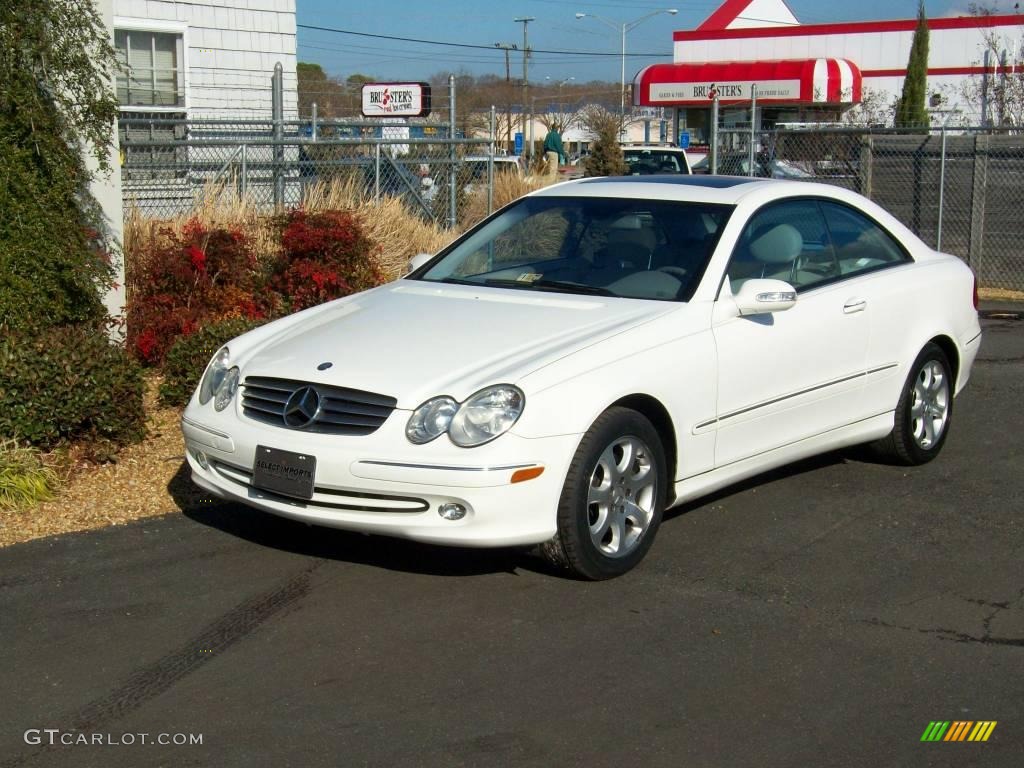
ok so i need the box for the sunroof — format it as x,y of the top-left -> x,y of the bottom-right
578,175 -> 764,188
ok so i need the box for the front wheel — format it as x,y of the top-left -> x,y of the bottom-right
541,407 -> 667,580
871,342 -> 954,465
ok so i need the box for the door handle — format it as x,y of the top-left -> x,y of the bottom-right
843,298 -> 867,314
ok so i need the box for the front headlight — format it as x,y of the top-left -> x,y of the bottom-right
213,367 -> 240,411
406,396 -> 459,444
198,347 -> 230,405
448,385 -> 525,447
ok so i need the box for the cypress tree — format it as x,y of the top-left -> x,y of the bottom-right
896,1 -> 931,128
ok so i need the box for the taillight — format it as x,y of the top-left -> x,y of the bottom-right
973,274 -> 979,310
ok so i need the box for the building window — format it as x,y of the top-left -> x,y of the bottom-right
119,113 -> 188,182
115,29 -> 184,108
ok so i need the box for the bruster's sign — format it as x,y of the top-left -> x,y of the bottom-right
649,80 -> 801,104
361,83 -> 432,117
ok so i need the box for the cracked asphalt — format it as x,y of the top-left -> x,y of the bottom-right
1,311 -> 1021,767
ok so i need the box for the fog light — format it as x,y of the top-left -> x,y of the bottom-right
194,450 -> 210,470
438,502 -> 467,521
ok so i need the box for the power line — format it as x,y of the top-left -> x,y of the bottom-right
296,23 -> 671,57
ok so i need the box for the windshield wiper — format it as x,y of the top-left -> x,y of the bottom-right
482,278 -> 615,297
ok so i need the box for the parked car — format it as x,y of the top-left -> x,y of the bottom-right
182,177 -> 981,579
460,155 -> 524,194
692,151 -> 813,179
621,144 -> 692,175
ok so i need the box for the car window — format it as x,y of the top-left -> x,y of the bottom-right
726,200 -> 839,292
819,201 -> 910,276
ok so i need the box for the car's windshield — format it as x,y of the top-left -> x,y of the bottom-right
413,196 -> 733,302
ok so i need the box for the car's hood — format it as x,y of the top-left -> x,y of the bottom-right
239,281 -> 675,408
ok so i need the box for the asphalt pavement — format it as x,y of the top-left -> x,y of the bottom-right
1,311 -> 1021,767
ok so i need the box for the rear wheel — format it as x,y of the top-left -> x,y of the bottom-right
871,343 -> 954,465
541,407 -> 667,580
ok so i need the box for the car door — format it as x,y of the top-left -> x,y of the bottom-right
711,199 -> 871,467
816,201 -> 917,413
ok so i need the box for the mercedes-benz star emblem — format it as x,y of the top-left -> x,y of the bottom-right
282,386 -> 321,429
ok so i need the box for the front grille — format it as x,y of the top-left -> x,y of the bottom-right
241,376 -> 397,436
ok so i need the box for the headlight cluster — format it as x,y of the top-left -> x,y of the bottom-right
406,385 -> 524,447
198,347 -> 240,411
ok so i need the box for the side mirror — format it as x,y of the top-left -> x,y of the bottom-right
405,252 -> 433,276
733,278 -> 797,316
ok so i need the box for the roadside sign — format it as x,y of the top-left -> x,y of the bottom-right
679,131 -> 690,149
514,132 -> 523,155
361,82 -> 432,118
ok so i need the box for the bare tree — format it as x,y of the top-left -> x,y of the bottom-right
842,86 -> 897,127
957,3 -> 1024,126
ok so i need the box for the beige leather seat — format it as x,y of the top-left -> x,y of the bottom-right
750,223 -> 803,273
596,217 -> 657,271
729,223 -> 803,291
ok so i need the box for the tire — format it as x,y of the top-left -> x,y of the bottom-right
541,407 -> 667,580
871,342 -> 954,465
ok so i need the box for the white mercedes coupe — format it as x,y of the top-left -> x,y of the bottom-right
182,176 -> 981,579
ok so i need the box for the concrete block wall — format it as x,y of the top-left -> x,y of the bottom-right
114,0 -> 297,119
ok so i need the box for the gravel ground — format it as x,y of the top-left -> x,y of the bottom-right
0,380 -> 212,548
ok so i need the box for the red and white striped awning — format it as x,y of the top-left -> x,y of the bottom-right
633,59 -> 862,106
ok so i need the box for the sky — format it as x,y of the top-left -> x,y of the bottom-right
296,1 -> 998,85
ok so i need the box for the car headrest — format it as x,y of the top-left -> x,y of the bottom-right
750,223 -> 803,264
606,217 -> 655,256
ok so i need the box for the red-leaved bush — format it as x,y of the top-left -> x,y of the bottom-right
270,209 -> 384,312
126,218 -> 265,365
126,209 -> 384,366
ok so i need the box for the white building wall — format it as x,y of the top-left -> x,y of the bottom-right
93,0 -> 126,328
674,21 -> 1024,123
114,0 -> 297,119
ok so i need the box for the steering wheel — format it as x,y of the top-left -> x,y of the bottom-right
656,266 -> 689,281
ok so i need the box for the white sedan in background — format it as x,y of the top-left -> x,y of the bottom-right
182,176 -> 981,579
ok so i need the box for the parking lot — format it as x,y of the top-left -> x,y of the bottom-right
1,311 -> 1021,767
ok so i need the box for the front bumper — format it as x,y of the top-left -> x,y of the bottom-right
181,406 -> 580,548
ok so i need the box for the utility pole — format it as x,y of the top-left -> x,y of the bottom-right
514,16 -> 534,161
495,42 -> 518,151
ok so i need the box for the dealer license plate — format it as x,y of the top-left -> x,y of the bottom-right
252,445 -> 316,500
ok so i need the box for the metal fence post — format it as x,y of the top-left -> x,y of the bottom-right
488,105 -> 496,217
710,94 -> 720,175
272,62 -> 283,208
968,134 -> 990,269
748,84 -> 757,177
448,74 -> 457,230
859,135 -> 873,199
374,142 -> 381,203
240,144 -> 248,199
311,102 -> 318,141
937,126 -> 947,252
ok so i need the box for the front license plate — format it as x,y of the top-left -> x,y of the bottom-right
252,446 -> 316,500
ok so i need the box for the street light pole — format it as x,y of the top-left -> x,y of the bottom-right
576,9 -> 677,132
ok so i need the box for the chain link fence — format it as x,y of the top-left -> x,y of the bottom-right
119,117 -> 501,227
709,120 -> 1024,292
